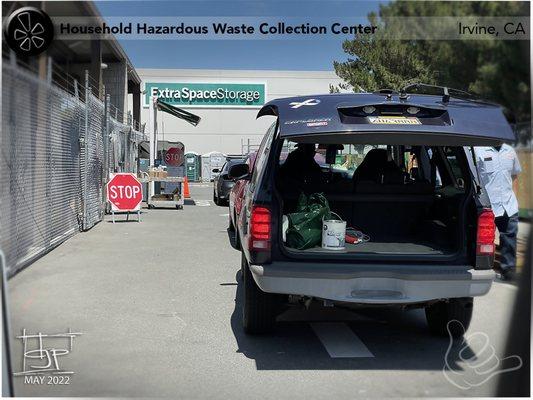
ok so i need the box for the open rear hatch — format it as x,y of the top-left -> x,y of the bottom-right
260,91 -> 515,262
258,91 -> 515,146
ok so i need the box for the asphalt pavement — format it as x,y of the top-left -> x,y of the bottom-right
7,184 -> 526,398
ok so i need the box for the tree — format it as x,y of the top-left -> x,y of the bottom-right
332,1 -> 530,122
333,12 -> 436,92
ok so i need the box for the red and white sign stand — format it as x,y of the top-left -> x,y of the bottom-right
106,173 -> 143,223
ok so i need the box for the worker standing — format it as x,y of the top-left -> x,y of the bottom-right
475,144 -> 522,281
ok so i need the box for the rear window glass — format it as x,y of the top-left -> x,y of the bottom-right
278,140 -> 467,191
222,160 -> 245,174
280,141 -> 390,176
279,141 -> 419,178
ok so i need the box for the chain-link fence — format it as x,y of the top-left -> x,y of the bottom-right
108,116 -> 143,175
80,93 -> 105,230
1,62 -> 146,277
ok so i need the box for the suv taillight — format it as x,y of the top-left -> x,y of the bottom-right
477,209 -> 496,256
249,206 -> 271,251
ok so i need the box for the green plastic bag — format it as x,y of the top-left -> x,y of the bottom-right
285,193 -> 331,250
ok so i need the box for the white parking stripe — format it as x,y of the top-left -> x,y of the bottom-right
311,322 -> 374,358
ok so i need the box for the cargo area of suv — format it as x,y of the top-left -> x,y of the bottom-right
275,142 -> 472,259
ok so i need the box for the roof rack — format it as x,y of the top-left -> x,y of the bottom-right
401,83 -> 486,104
374,89 -> 398,101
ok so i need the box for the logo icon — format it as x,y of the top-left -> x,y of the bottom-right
289,99 -> 321,109
13,328 -> 82,378
443,320 -> 522,390
4,7 -> 54,56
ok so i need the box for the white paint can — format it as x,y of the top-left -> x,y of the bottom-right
322,218 -> 346,250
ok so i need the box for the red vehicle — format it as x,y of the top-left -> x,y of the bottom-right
228,151 -> 257,249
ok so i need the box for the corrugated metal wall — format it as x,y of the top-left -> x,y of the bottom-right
0,63 -> 146,277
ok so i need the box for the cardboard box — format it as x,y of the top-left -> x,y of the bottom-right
148,168 -> 168,179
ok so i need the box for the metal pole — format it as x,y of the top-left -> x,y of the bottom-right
45,57 -> 52,247
148,96 -> 156,168
123,126 -> 127,172
127,112 -> 133,171
103,93 -> 110,213
46,56 -> 52,83
83,70 -> 90,230
148,96 -> 157,196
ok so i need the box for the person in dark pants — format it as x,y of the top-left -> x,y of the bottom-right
475,144 -> 522,281
495,212 -> 520,276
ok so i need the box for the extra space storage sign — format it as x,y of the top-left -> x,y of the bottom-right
143,82 -> 266,108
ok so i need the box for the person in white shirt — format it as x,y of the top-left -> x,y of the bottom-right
475,144 -> 522,280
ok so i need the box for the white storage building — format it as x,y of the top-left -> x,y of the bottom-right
133,68 -> 344,155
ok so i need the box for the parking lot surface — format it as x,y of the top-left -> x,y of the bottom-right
8,184 -> 524,398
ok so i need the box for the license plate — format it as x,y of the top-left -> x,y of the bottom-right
367,116 -> 421,125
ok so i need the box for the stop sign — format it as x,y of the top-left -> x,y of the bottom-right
164,146 -> 184,167
107,173 -> 143,211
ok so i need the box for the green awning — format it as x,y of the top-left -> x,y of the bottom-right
156,99 -> 201,126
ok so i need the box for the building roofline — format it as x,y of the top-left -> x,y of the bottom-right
81,1 -> 141,84
135,68 -> 339,78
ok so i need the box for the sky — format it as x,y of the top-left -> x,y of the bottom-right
95,0 -> 384,71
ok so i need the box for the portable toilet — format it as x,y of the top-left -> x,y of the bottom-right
185,151 -> 201,182
201,151 -> 227,181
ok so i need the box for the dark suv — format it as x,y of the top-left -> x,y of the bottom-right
228,90 -> 514,336
213,158 -> 245,206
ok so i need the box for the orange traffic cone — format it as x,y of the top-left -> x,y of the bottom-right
183,176 -> 191,199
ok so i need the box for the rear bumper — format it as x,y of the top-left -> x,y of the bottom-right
249,262 -> 494,304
